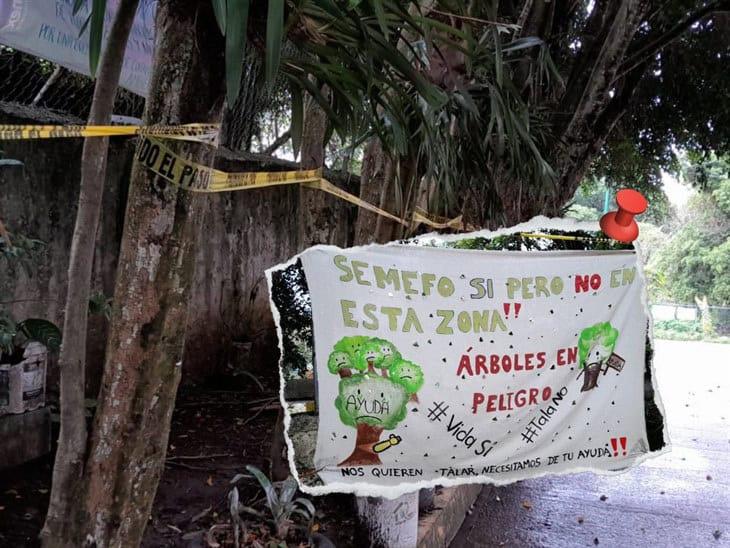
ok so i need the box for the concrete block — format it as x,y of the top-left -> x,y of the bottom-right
0,407 -> 51,469
417,484 -> 483,548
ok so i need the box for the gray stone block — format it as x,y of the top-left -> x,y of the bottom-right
0,407 -> 51,469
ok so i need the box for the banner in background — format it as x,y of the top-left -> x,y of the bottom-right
291,245 -> 657,495
0,0 -> 156,97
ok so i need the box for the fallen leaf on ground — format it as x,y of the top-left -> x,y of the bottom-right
577,516 -> 584,524
521,500 -> 532,510
599,495 -> 607,501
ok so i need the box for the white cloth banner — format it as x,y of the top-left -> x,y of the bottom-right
295,244 -> 660,496
0,0 -> 156,97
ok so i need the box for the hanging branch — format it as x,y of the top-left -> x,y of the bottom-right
616,0 -> 730,81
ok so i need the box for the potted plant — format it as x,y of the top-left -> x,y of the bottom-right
0,312 -> 60,415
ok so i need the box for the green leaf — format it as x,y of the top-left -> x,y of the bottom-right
72,0 -> 86,16
17,319 -> 61,351
88,0 -> 107,76
290,85 -> 303,157
211,0 -> 226,35
503,36 -> 544,54
279,476 -> 298,505
265,0 -> 285,84
373,0 -> 389,39
77,14 -> 91,39
224,0 -> 250,105
294,497 -> 315,517
245,465 -> 279,511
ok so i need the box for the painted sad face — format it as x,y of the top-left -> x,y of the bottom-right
328,351 -> 352,373
364,347 -> 381,362
588,342 -> 613,366
337,375 -> 407,428
390,359 -> 424,394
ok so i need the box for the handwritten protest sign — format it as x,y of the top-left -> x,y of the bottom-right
270,235 -> 666,497
0,0 -> 155,97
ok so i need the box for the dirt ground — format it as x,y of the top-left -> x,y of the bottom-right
0,376 -> 358,547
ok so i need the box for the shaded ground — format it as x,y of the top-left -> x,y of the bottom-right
0,377 -> 358,547
452,340 -> 730,547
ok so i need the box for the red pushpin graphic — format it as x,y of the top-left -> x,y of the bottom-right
600,189 -> 648,243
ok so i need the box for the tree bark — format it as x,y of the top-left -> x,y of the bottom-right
47,2 -> 225,546
354,138 -> 394,245
339,423 -> 384,466
41,1 -> 140,544
298,96 -> 346,249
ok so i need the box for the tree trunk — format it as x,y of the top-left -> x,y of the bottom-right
339,423 -> 384,466
41,1 -> 140,544
354,138 -> 394,245
49,2 -> 225,546
298,96 -> 347,249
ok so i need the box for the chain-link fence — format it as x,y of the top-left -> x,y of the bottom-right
0,46 -> 145,121
221,45 -> 293,155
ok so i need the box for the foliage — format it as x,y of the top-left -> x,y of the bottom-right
597,4 -> 730,190
646,155 -> 730,305
567,178 -> 671,226
652,319 -> 730,343
353,338 -> 400,371
269,259 -> 313,379
389,359 -> 424,395
229,466 -> 315,540
0,312 -> 61,361
0,231 -> 46,272
564,203 -> 601,222
1,223 -> 60,361
329,336 -> 422,430
577,322 -> 619,369
88,291 -> 113,320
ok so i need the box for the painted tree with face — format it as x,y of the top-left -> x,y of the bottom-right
577,322 -> 620,392
329,337 -> 423,466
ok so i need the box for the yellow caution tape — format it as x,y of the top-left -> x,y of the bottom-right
302,178 -> 410,227
135,136 -> 465,231
0,123 -> 220,144
412,207 -> 465,231
137,137 -> 321,191
1,122 -> 467,231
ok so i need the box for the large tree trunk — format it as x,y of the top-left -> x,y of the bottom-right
48,2 -> 225,546
41,1 -> 141,544
298,96 -> 346,249
354,138 -> 394,245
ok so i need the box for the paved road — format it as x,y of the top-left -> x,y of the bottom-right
451,340 -> 730,547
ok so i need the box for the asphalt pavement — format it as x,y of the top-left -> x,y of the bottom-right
451,340 -> 730,547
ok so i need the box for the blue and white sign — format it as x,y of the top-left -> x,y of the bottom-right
0,0 -> 156,97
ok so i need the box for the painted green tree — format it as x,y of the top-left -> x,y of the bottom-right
577,322 -> 620,392
329,336 -> 424,466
